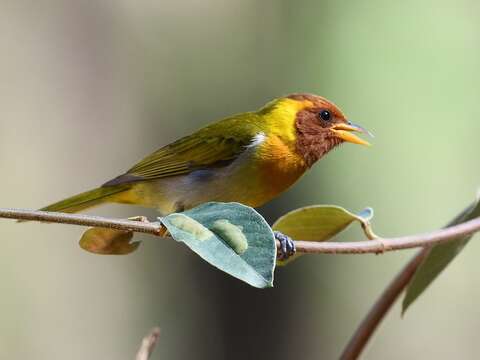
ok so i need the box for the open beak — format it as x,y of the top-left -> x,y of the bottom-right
331,121 -> 373,146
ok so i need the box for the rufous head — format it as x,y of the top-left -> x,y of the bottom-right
286,93 -> 372,167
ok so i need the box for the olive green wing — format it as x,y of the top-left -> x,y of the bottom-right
102,113 -> 262,187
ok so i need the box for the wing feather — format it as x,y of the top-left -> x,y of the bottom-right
102,113 -> 262,187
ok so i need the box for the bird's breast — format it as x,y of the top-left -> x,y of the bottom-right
248,134 -> 307,204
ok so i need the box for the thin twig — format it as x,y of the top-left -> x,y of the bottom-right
2,208 -> 480,254
135,327 -> 161,360
3,208 -> 163,234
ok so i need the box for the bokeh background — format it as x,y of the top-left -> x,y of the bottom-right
1,1 -> 480,359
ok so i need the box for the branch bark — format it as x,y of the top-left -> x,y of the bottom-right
2,207 -> 480,254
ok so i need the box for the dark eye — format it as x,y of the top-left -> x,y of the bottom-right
319,110 -> 331,121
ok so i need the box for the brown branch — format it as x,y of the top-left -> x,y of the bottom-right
339,248 -> 428,360
135,327 -> 161,360
1,207 -> 480,254
338,201 -> 479,359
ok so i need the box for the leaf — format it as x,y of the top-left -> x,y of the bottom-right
273,205 -> 374,240
160,202 -> 275,288
79,227 -> 140,255
402,197 -> 480,314
272,205 -> 374,265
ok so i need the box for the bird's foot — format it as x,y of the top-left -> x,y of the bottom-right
274,231 -> 296,260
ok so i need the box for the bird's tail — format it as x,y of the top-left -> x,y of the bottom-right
38,185 -> 131,214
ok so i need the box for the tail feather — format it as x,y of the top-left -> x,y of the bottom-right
39,185 -> 131,214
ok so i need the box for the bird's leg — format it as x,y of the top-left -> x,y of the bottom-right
274,231 -> 296,260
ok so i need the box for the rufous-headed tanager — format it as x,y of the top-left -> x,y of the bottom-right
36,93 -> 372,258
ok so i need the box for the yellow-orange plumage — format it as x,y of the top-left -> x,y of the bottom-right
38,94 -> 370,216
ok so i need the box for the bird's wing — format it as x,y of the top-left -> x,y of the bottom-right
102,114 -> 262,187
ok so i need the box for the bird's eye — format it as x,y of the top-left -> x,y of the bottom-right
319,110 -> 331,121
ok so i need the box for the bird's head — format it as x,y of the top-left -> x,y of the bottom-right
285,93 -> 372,167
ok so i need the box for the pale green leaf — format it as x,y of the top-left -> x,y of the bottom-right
161,202 -> 275,288
272,205 -> 373,265
273,205 -> 373,241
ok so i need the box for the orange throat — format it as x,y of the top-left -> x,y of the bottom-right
253,135 -> 308,206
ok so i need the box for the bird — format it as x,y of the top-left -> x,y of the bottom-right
35,93 -> 372,259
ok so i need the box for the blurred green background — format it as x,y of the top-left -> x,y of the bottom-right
1,0 -> 480,359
